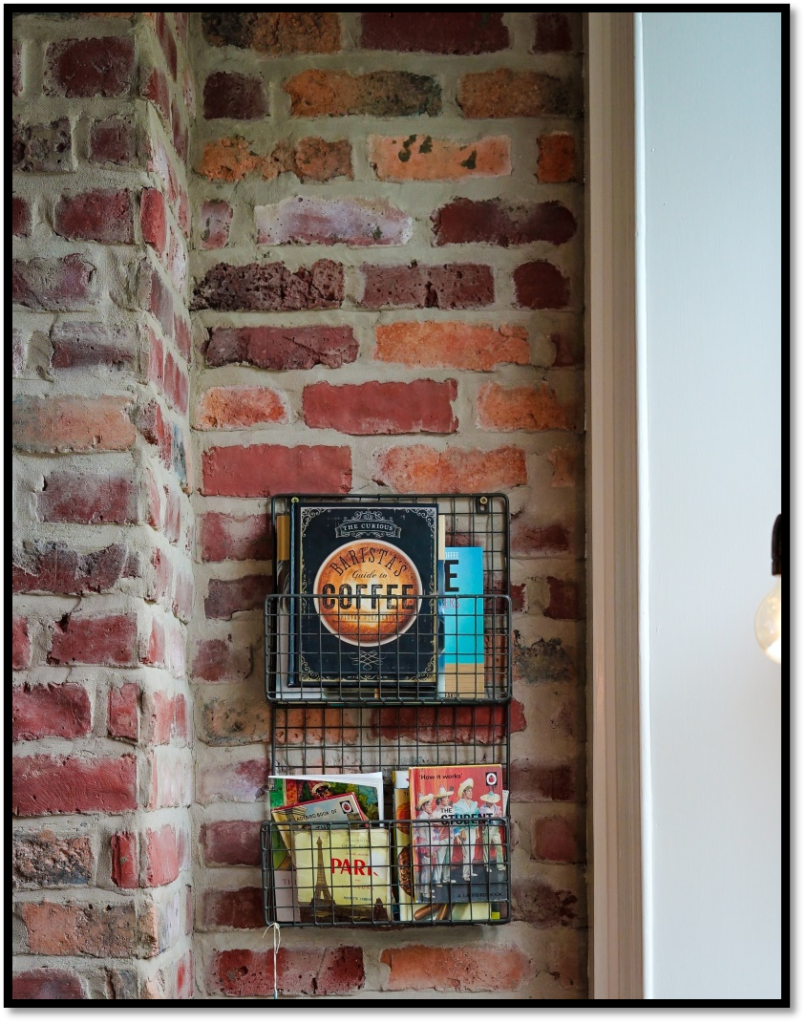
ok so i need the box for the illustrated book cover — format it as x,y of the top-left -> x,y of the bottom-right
268,772 -> 383,823
439,545 -> 485,697
294,503 -> 439,689
408,763 -> 507,904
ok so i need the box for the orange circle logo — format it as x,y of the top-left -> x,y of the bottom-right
314,541 -> 422,647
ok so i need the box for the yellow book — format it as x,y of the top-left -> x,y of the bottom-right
292,827 -> 391,923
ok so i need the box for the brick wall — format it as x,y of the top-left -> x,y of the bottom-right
13,10 -> 587,1001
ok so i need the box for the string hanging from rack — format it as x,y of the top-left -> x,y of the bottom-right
262,921 -> 281,999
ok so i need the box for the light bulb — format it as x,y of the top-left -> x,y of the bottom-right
754,576 -> 782,664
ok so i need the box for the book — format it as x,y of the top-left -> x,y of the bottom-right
292,826 -> 392,923
408,763 -> 507,905
271,791 -> 367,853
294,502 -> 439,690
268,772 -> 384,823
439,546 -> 485,697
392,770 -> 415,922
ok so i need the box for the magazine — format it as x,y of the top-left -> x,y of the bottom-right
439,545 -> 485,697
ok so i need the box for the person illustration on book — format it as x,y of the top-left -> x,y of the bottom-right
413,792 -> 436,901
431,786 -> 454,887
452,779 -> 480,881
310,781 -> 334,800
478,792 -> 505,873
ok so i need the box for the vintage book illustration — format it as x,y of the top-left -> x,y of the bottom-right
271,791 -> 366,853
439,545 -> 485,697
268,772 -> 383,823
408,763 -> 507,904
294,503 -> 439,688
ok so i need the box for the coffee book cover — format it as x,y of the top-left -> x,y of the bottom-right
294,503 -> 439,688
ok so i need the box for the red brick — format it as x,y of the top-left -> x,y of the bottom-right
458,69 -> 579,118
514,260 -> 571,310
49,612 -> 138,667
275,707 -> 355,748
50,321 -> 138,371
147,748 -> 193,809
512,634 -> 576,685
112,831 -> 140,888
141,188 -> 167,253
533,12 -> 577,53
369,134 -> 510,181
537,132 -> 576,183
381,945 -> 533,993
13,831 -> 94,889
511,878 -> 579,926
284,70 -> 440,117
108,682 -> 140,741
201,887 -> 263,930
144,690 -> 177,744
12,970 -> 85,1001
13,754 -> 138,816
510,758 -> 580,803
143,67 -> 170,127
155,12 -> 178,77
163,351 -> 189,415
532,814 -> 581,863
375,321 -> 529,370
12,197 -> 31,237
47,37 -> 134,97
13,117 -> 73,172
204,575 -> 272,620
433,198 -> 576,247
13,541 -> 132,595
192,638 -> 253,683
205,324 -> 357,370
293,136 -> 353,181
13,254 -> 96,311
360,263 -> 494,310
256,197 -> 412,246
201,820 -> 261,866
375,445 -> 527,493
361,12 -> 508,53
192,259 -> 344,312
210,946 -> 365,997
144,617 -> 186,678
145,825 -> 187,886
545,577 -> 582,620
199,512 -> 272,563
200,200 -> 233,249
140,263 -> 174,339
202,444 -> 351,497
55,189 -> 133,244
197,757 -> 268,805
201,695 -> 270,746
202,12 -> 341,54
548,446 -> 579,488
12,39 -> 22,95
176,949 -> 194,999
12,683 -> 91,741
204,71 -> 267,120
195,385 -> 289,430
304,380 -> 458,435
13,396 -> 136,452
173,572 -> 195,624
22,901 -> 143,957
511,519 -> 571,557
376,705 -> 509,746
477,382 -> 580,431
175,316 -> 192,359
90,116 -> 136,165
13,616 -> 32,670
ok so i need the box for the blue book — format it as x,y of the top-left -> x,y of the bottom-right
439,546 -> 485,697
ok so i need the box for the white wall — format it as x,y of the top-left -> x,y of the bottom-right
636,12 -> 783,1000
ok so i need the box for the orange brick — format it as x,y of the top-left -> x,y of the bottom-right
197,136 -> 352,184
374,445 -> 527,493
375,322 -> 529,371
458,69 -> 578,118
195,386 -> 289,430
284,70 -> 440,118
537,132 -> 576,183
477,382 -> 580,431
548,446 -> 579,487
13,396 -> 136,452
369,134 -> 510,181
380,944 -> 534,993
196,137 -> 259,182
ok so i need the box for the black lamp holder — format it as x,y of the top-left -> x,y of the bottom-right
772,514 -> 782,576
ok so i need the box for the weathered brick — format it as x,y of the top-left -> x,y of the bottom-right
199,513 -> 272,563
195,385 -> 289,430
360,263 -> 494,310
13,754 -> 138,815
203,71 -> 267,120
55,189 -> 133,244
145,825 -> 188,886
49,612 -> 138,667
375,322 -> 529,370
175,316 -> 192,359
144,690 -> 188,744
376,705 -> 508,746
12,328 -> 26,378
205,324 -> 357,370
293,136 -> 353,181
13,616 -> 32,670
108,682 -> 140,741
381,945 -> 533,992
13,831 -> 94,889
532,814 -> 582,863
89,116 -> 136,165
362,12 -> 508,53
201,888 -> 264,930
12,39 -> 22,95
256,196 -> 411,246
204,575 -> 272,620
510,758 -> 580,803
12,117 -> 73,172
141,188 -> 166,253
433,198 -> 576,247
12,970 -> 85,1001
369,134 -> 510,181
201,695 -> 270,746
513,635 -> 575,685
210,947 -> 365,997
163,351 -> 189,415
199,200 -> 233,249
13,396 -> 135,452
140,263 -> 174,338
477,382 -> 580,431
548,446 -> 579,488
50,321 -> 138,371
12,197 -> 31,237
144,617 -> 186,679
545,577 -> 583,620
202,444 -> 351,497
514,260 -> 571,309
303,380 -> 458,435
375,445 -> 527,493
538,132 -> 576,183
192,638 -> 253,683
511,878 -> 579,927
511,518 -> 571,556
195,136 -> 260,182
202,12 -> 341,54
47,37 -> 135,97
143,67 -> 170,126
22,901 -> 144,958
197,756 -> 268,804
274,707 -> 355,748
458,69 -> 579,118
192,259 -> 344,312
12,683 -> 92,741
201,820 -> 261,866
285,70 -> 440,118
155,12 -> 177,77
148,747 -> 193,809
13,541 -> 133,595
533,12 -> 579,53
197,136 -> 352,184
13,255 -> 96,311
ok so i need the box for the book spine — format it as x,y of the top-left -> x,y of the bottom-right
393,770 -> 415,922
